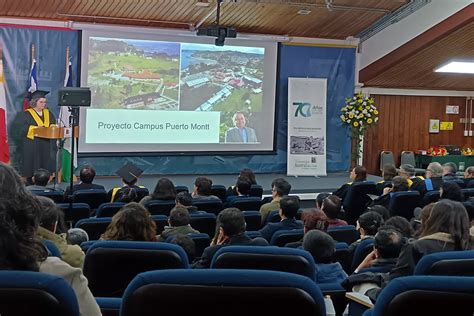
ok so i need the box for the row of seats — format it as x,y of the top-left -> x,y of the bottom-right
33,184 -> 264,206
3,249 -> 473,316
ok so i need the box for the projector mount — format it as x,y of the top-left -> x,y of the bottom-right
196,0 -> 237,46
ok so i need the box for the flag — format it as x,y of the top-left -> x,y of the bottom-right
23,57 -> 38,110
59,56 -> 76,182
0,48 -> 10,163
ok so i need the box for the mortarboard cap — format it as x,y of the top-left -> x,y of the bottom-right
116,162 -> 143,184
28,90 -> 50,101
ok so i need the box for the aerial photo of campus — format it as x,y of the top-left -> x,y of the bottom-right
87,37 -> 180,110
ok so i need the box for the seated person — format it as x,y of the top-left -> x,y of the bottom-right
259,195 -> 303,242
384,216 -> 415,239
365,205 -> 390,221
226,168 -> 257,197
376,164 -> 397,196
100,202 -> 157,241
442,162 -> 459,181
26,168 -> 62,192
175,191 -> 203,214
259,178 -> 291,224
440,181 -> 464,202
333,165 -> 367,202
411,162 -> 444,196
302,230 -> 348,284
191,176 -> 221,202
285,208 -> 328,248
398,164 -> 424,189
35,196 -> 85,269
464,166 -> 474,188
370,176 -> 409,209
192,208 -> 268,268
315,192 -> 331,209
64,165 -> 105,197
67,228 -> 89,246
349,211 -> 384,255
108,162 -> 145,202
224,176 -> 252,207
224,112 -> 257,143
115,187 -> 138,203
157,207 -> 200,241
321,194 -> 347,228
168,234 -> 196,264
352,228 -> 404,273
140,177 -> 176,205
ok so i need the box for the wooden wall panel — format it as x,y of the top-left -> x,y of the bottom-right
363,95 -> 471,175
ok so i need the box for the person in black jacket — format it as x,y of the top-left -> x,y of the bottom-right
64,166 -> 105,197
192,208 -> 268,268
333,165 -> 367,202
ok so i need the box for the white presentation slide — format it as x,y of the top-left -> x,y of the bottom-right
79,31 -> 277,154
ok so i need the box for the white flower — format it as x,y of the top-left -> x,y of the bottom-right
367,114 -> 371,117
375,117 -> 379,122
362,109 -> 368,114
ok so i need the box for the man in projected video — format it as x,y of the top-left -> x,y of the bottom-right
225,112 -> 257,143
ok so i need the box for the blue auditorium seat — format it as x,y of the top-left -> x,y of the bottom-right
57,203 -> 91,227
228,196 -> 262,211
270,228 -> 304,247
95,202 -> 125,217
143,199 -> 175,216
414,250 -> 474,276
211,184 -> 227,202
242,210 -> 262,231
327,225 -> 359,245
250,184 -> 263,198
42,239 -> 61,258
189,212 -> 216,237
350,238 -> 374,273
72,189 -> 108,210
387,191 -> 421,220
421,190 -> 440,206
192,200 -> 224,215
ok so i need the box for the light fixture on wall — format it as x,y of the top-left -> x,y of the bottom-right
434,60 -> 474,74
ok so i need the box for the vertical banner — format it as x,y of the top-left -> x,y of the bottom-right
287,78 -> 327,176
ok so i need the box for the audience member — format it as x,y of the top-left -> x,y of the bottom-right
259,178 -> 291,224
192,176 -> 221,201
64,165 -> 105,197
140,177 -> 176,205
108,162 -> 144,202
333,165 -> 367,201
193,208 -> 268,268
224,176 -> 252,207
442,162 -> 458,181
157,207 -> 200,241
384,216 -> 414,239
226,168 -> 257,197
67,228 -> 89,246
398,164 -> 424,189
412,162 -> 443,196
376,164 -> 397,195
0,162 -> 101,316
35,196 -> 85,268
259,195 -> 303,242
321,194 -> 347,227
285,208 -> 328,248
26,168 -> 60,192
175,191 -> 202,214
168,233 -> 196,264
349,211 -> 384,254
114,187 -> 138,203
370,176 -> 409,208
316,192 -> 331,209
365,205 -> 390,221
353,228 -> 404,273
302,230 -> 348,284
440,181 -> 464,202
101,202 -> 157,241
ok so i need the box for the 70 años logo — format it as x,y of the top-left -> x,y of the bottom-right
293,102 -> 323,117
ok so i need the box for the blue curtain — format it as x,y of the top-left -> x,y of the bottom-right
0,25 -> 79,169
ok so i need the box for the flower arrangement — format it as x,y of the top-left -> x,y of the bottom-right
340,92 -> 379,164
427,146 -> 448,156
461,146 -> 472,156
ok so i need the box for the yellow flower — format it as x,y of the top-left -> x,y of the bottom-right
367,118 -> 373,124
353,122 -> 359,127
374,110 -> 379,115
349,113 -> 354,119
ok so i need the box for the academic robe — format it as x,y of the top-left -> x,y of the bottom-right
20,108 -> 57,178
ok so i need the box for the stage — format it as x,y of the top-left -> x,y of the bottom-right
57,172 -> 382,208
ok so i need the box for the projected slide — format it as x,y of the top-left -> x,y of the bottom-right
80,32 -> 277,153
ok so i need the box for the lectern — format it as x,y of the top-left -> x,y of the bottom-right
33,126 -> 80,139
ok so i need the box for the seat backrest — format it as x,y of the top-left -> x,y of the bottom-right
135,187 -> 149,201
400,151 -> 416,166
95,202 -> 126,217
0,271 -> 79,316
33,190 -> 64,203
333,242 -> 351,273
75,217 -> 112,240
414,250 -> 474,276
266,210 -> 281,224
343,181 -> 377,225
445,179 -> 466,189
380,151 -> 396,171
57,203 -> 91,227
121,269 -> 326,316
166,232 -> 210,260
270,229 -> 304,247
370,276 -> 474,316
189,213 -> 217,236
461,188 -> 474,200
250,184 -> 263,198
211,245 -> 316,280
211,184 -> 227,202
174,185 -> 189,194
72,189 -> 108,209
388,191 -> 421,220
229,196 -> 262,211
144,199 -> 176,216
242,210 -> 262,231
151,215 -> 168,234
421,190 -> 440,206
245,231 -> 263,239
42,239 -> 61,258
350,238 -> 374,273
327,225 -> 359,245
84,241 -> 189,297
192,200 -> 224,215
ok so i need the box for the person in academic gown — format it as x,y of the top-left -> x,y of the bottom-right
20,90 -> 57,179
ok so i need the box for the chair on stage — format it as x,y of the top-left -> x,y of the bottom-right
400,150 -> 425,175
380,151 -> 396,171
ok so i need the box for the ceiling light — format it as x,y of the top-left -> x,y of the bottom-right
434,61 -> 474,74
196,0 -> 210,7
